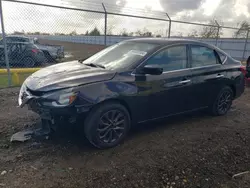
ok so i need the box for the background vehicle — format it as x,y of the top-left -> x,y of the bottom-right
0,36 -> 64,62
18,38 -> 245,149
0,42 -> 46,67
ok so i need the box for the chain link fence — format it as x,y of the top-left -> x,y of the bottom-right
0,0 -> 250,87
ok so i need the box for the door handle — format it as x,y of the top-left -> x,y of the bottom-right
216,74 -> 224,78
179,79 -> 191,84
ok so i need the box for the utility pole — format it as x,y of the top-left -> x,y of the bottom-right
0,0 -> 11,86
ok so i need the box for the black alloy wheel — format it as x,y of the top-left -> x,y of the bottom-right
22,57 -> 35,67
84,102 -> 130,149
212,86 -> 233,116
98,110 -> 126,144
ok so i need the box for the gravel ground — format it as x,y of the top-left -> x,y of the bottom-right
0,87 -> 250,188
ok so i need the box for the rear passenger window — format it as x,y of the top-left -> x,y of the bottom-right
218,52 -> 226,62
191,45 -> 218,68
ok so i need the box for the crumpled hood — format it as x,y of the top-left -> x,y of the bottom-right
24,61 -> 116,92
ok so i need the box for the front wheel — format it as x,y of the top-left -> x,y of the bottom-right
84,102 -> 131,149
211,86 -> 233,116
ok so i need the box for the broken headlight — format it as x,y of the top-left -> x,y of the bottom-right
42,88 -> 77,107
18,84 -> 26,106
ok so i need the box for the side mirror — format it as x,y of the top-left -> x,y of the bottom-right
140,64 -> 163,75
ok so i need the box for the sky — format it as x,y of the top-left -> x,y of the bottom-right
1,0 -> 250,37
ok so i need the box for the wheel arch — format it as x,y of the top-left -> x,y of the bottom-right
229,84 -> 236,98
19,56 -> 36,67
94,98 -> 132,121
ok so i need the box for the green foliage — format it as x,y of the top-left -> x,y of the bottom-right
200,19 -> 223,38
234,21 -> 250,38
88,27 -> 101,36
69,30 -> 77,36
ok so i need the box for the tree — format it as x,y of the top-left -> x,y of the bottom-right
89,27 -> 101,36
107,25 -> 114,35
200,19 -> 223,38
135,28 -> 152,37
128,32 -> 134,36
155,30 -> 164,38
54,33 -> 65,36
34,31 -> 40,35
120,28 -> 129,36
177,32 -> 183,37
13,31 -> 25,35
188,29 -> 198,37
234,21 -> 250,38
69,30 -> 77,36
144,32 -> 152,37
135,29 -> 143,36
85,31 -> 89,35
41,32 -> 50,35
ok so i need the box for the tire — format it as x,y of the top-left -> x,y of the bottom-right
44,51 -> 55,63
22,57 -> 35,67
84,102 -> 131,149
211,86 -> 233,116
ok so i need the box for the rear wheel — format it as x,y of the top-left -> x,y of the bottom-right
22,57 -> 35,67
44,51 -> 55,63
84,102 -> 131,149
211,86 -> 233,116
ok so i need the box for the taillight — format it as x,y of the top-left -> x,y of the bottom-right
31,48 -> 39,53
240,66 -> 247,76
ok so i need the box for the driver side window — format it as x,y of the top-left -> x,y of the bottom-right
145,45 -> 187,72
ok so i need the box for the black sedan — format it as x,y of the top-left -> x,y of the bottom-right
18,38 -> 245,148
0,42 -> 46,67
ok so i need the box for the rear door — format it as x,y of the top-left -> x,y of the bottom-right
189,45 -> 226,108
9,43 -> 27,66
8,43 -> 22,66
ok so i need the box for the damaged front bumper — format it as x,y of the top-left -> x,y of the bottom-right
19,86 -> 92,127
14,96 -> 91,142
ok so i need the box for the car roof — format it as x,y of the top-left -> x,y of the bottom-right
127,37 -> 225,54
7,35 -> 30,39
127,37 -> 215,47
6,42 -> 32,45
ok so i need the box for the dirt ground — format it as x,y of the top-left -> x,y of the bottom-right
0,87 -> 250,188
38,39 -> 105,62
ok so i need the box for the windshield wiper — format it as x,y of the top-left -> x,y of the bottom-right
84,63 -> 105,69
78,58 -> 88,63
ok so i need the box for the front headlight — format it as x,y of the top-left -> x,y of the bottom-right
42,88 -> 77,107
18,84 -> 26,106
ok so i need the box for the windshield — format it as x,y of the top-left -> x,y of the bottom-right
82,41 -> 159,70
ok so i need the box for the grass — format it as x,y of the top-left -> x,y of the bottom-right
0,75 -> 10,88
0,73 -> 32,88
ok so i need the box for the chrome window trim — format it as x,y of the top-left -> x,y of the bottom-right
131,43 -> 189,75
131,64 -> 222,76
220,54 -> 228,65
189,44 -> 226,67
131,42 -> 226,76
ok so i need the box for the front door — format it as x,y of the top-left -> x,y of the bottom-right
136,45 -> 195,120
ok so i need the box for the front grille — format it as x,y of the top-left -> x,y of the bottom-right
28,99 -> 40,112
